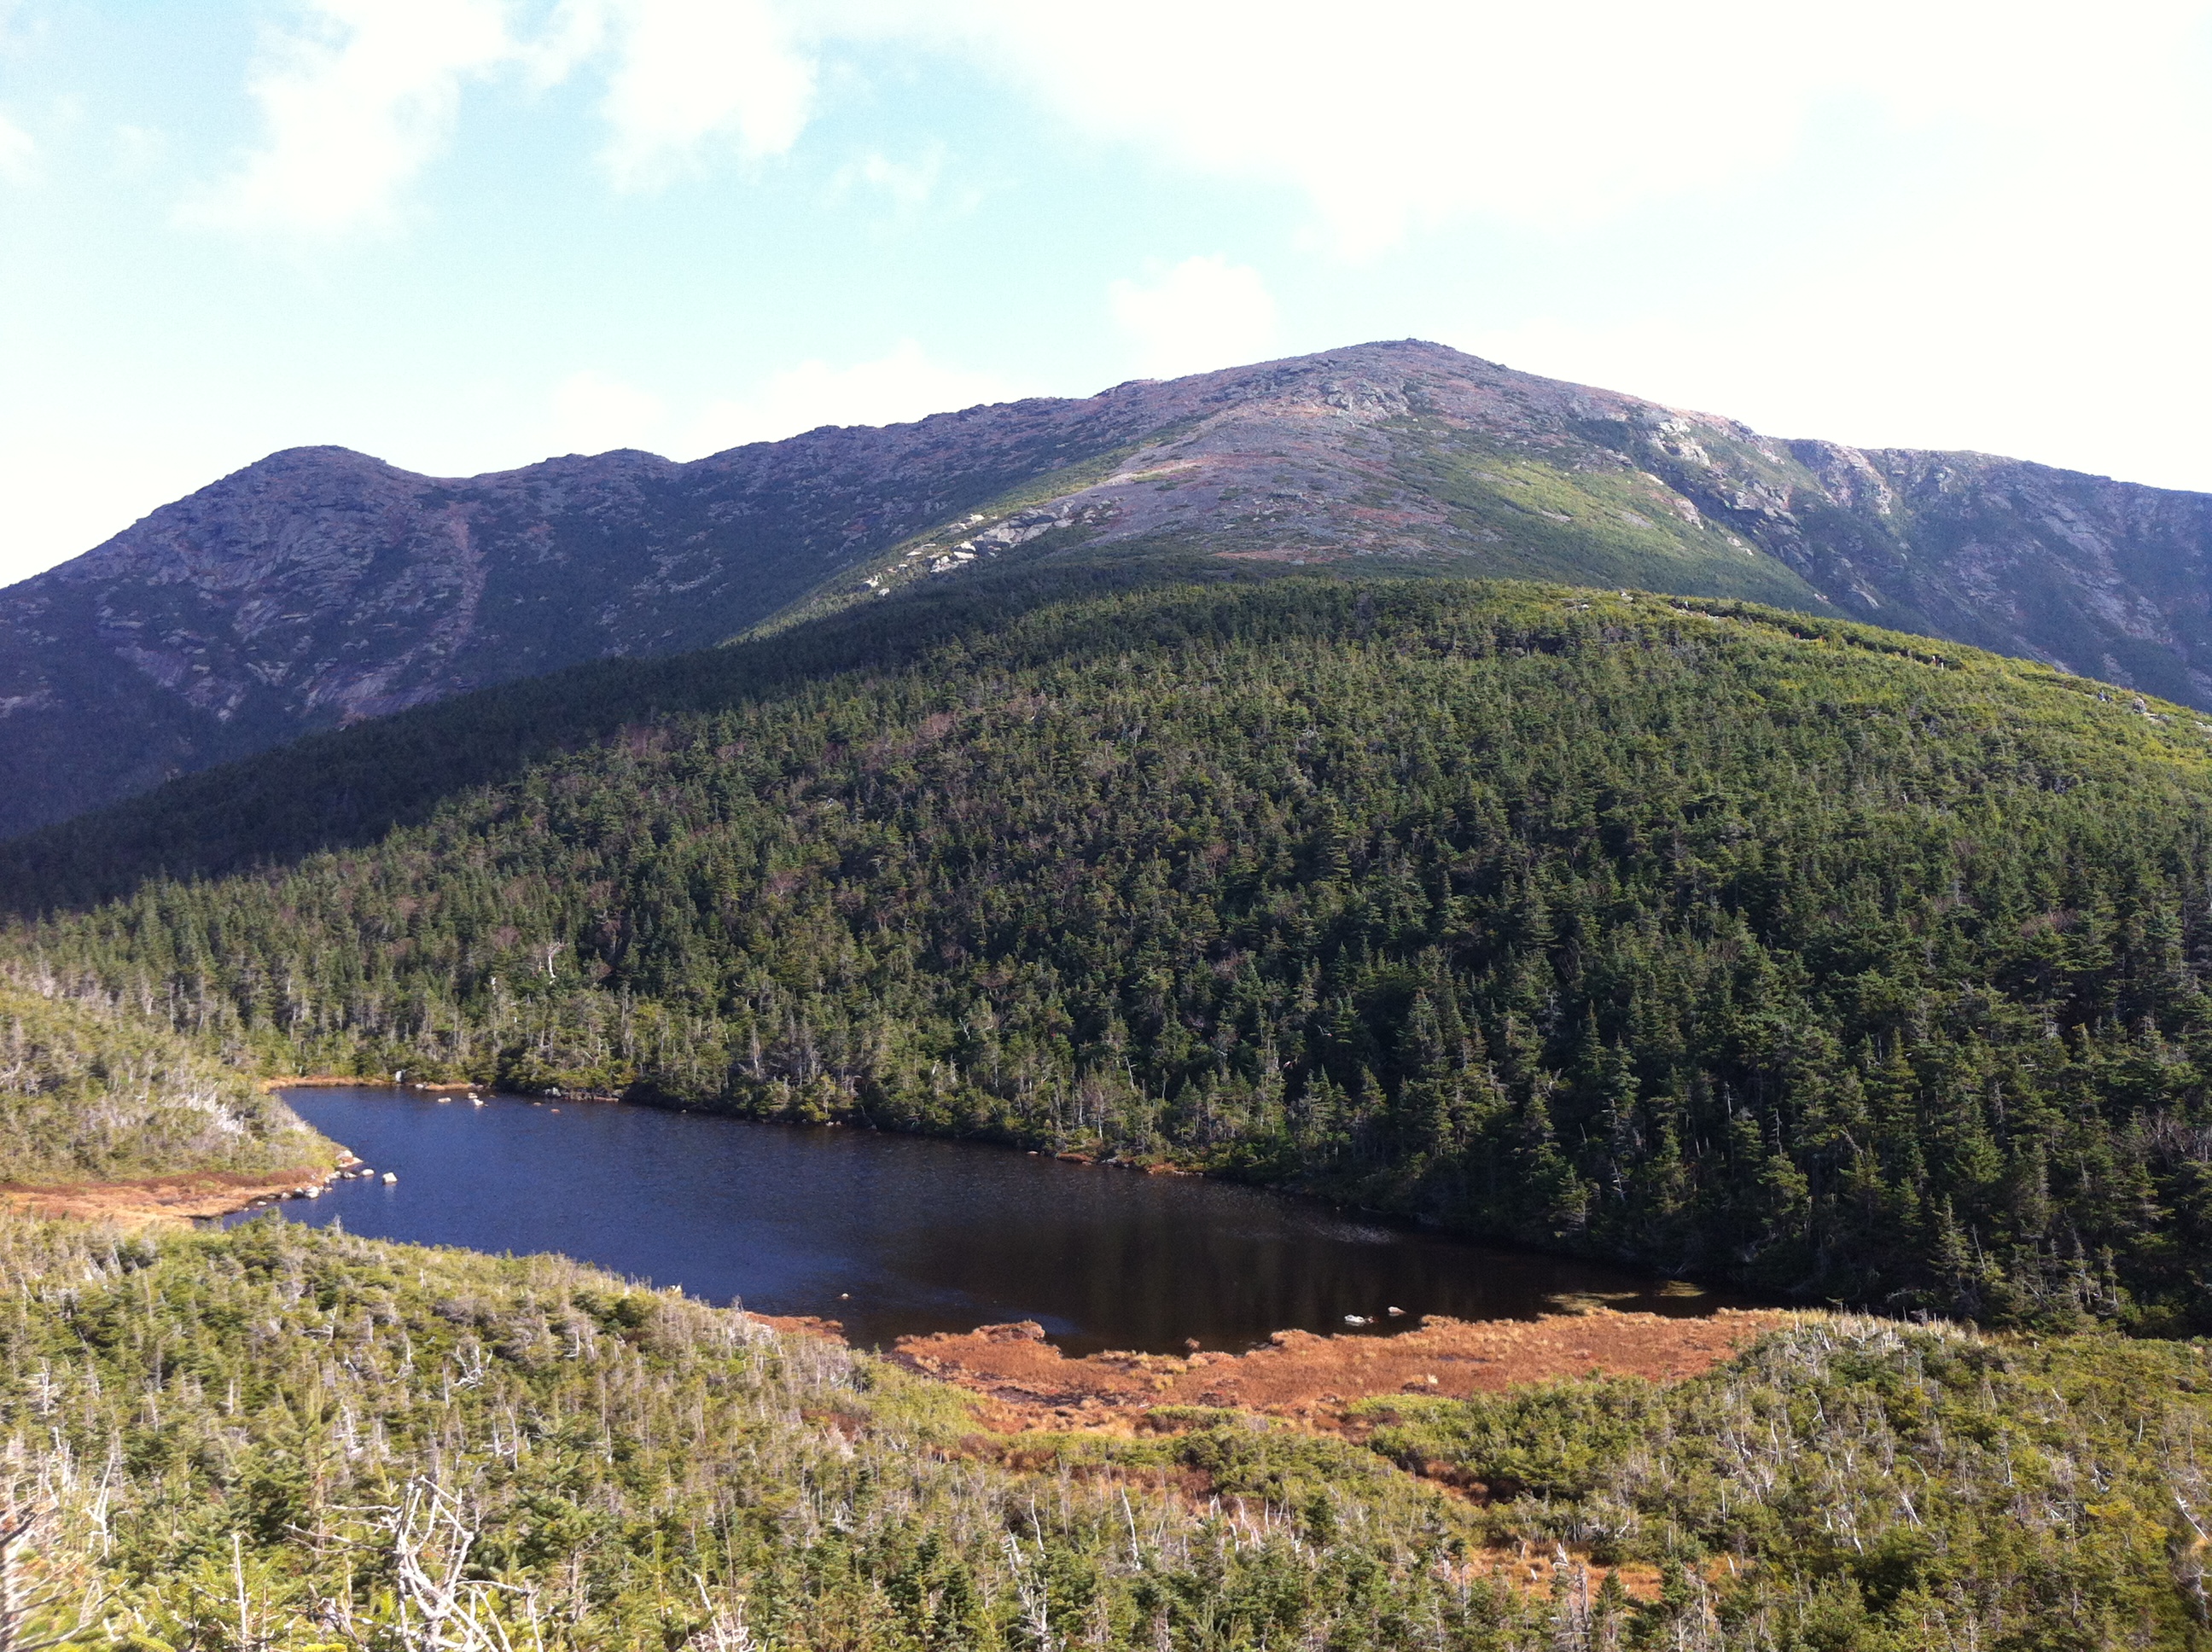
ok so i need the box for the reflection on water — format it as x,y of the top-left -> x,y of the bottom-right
241,1088 -> 1749,1354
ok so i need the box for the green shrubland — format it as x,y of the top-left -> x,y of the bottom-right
2,1219 -> 2210,1648
0,974 -> 326,1184
1359,1317 -> 2212,1650
0,1216 -> 1496,1651
10,579 -> 2212,1326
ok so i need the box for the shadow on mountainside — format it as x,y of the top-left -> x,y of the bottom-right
0,551 -> 1328,916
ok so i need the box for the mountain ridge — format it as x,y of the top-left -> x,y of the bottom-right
7,338 -> 2211,835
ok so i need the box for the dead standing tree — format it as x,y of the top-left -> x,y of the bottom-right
0,1507 -> 100,1652
380,1478 -> 542,1652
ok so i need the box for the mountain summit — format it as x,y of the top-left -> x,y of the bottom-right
4,339 -> 2209,835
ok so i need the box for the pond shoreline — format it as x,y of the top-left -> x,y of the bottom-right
885,1305 -> 1801,1429
0,1155 -> 356,1224
253,1085 -> 1761,1354
269,1074 -> 1743,1298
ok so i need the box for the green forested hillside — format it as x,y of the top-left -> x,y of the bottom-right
0,974 -> 327,1183
0,556 -> 1202,911
14,579 -> 2212,1326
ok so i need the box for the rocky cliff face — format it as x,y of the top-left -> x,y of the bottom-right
5,339 -> 2209,837
1768,444 -> 2212,708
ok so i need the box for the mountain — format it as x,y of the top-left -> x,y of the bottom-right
6,339 -> 2212,836
16,577 -> 2212,1329
8,578 -> 2212,1645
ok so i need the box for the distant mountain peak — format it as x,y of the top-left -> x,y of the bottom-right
3,339 -> 2209,837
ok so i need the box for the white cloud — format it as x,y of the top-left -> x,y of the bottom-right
181,0 -> 2212,251
528,346 -> 1012,467
1463,130 -> 2212,489
183,0 -> 513,233
111,125 -> 166,179
549,369 -> 667,455
0,110 -> 32,184
187,0 -> 821,230
1109,256 -> 1278,380
894,0 -> 2212,253
684,342 -> 1010,453
515,0 -> 613,84
832,143 -> 943,217
595,0 -> 814,188
1447,4 -> 2212,487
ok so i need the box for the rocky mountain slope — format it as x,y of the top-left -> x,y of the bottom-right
5,339 -> 2209,835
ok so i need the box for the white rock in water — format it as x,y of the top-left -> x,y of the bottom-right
382,1172 -> 398,1184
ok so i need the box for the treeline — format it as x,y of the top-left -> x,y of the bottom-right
14,579 -> 2212,1328
0,967 -> 326,1183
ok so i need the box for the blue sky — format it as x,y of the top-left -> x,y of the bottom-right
4,1 -> 2212,583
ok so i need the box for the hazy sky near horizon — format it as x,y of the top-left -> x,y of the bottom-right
4,1 -> 2212,584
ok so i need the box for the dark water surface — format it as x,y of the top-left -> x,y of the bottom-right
242,1088 -> 1749,1353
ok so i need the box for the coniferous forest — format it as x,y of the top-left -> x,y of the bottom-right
12,8 -> 2212,1629
7,575 -> 2212,1647
9,579 -> 2212,1330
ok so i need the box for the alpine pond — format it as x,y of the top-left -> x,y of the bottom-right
245,1085 -> 1743,1352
